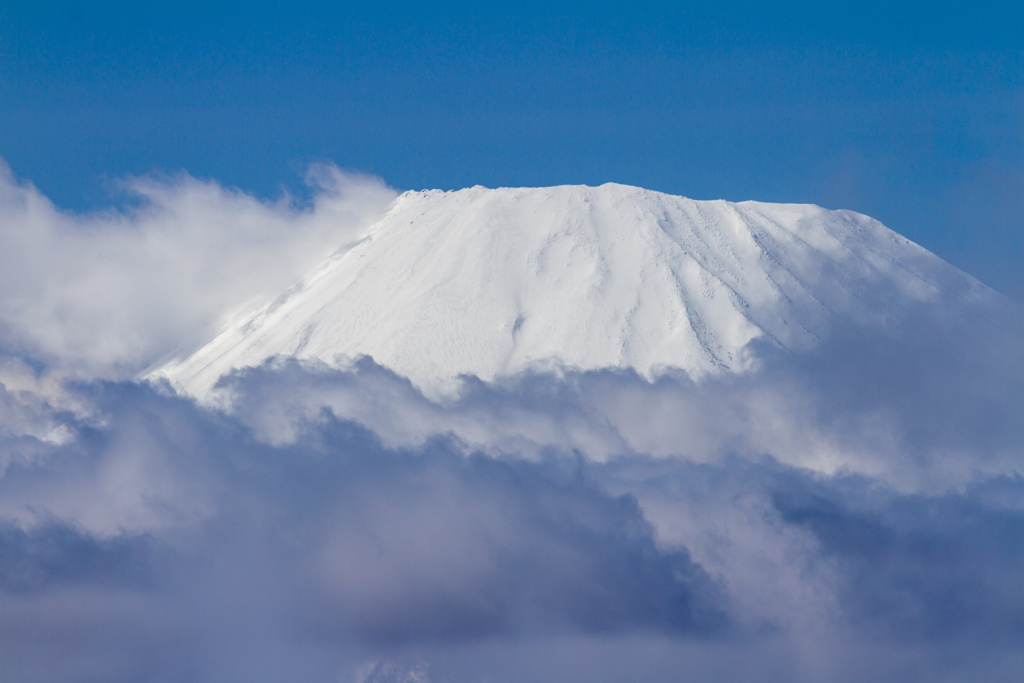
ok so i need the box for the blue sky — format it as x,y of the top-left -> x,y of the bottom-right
1,0 -> 1022,301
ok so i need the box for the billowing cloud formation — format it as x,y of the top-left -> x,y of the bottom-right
0,161 -> 396,380
0,165 -> 1022,682
0,374 -> 1022,682
0,381 -> 732,682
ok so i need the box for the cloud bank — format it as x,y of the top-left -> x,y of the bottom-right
0,164 -> 1021,682
1,375 -> 1022,682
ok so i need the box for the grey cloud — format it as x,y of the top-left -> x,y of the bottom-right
773,476 -> 1024,642
0,366 -> 1022,681
593,456 -> 1024,682
0,381 -> 730,682
0,521 -> 155,594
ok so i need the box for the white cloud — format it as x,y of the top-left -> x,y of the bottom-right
0,160 -> 396,381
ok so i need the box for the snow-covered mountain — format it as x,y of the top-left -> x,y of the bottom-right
151,183 -> 990,398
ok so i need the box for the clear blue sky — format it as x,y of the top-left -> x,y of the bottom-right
2,1 -> 1022,299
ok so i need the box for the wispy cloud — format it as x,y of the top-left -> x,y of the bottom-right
0,161 -> 396,380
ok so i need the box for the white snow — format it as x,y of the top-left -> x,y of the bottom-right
151,183 -> 988,398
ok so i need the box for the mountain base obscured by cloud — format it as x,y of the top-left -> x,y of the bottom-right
0,165 -> 1021,682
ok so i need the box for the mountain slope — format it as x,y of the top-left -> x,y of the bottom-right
151,183 -> 990,398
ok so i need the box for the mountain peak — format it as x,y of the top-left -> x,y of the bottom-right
151,184 -> 985,398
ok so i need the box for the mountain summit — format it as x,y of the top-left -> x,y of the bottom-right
152,183 -> 988,397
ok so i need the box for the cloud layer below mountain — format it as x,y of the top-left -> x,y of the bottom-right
0,165 -> 1021,682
